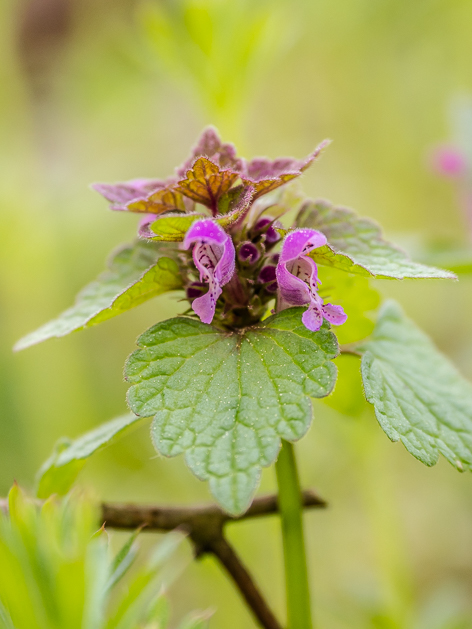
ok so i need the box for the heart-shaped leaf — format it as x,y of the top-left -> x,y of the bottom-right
15,241 -> 182,350
358,300 -> 472,471
297,200 -> 456,279
125,308 -> 338,514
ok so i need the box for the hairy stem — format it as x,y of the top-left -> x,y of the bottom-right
275,441 -> 313,629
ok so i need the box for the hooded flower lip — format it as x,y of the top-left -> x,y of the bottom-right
184,220 -> 235,324
276,228 -> 347,332
91,179 -> 167,212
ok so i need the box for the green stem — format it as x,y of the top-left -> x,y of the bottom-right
275,440 -> 313,629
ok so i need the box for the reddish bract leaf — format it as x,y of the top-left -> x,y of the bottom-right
242,172 -> 300,199
176,157 -> 239,214
91,179 -> 166,211
176,126 -> 243,177
127,186 -> 187,214
241,139 -> 330,200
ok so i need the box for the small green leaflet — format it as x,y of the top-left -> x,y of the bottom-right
15,241 -> 182,351
149,188 -> 254,241
36,413 -> 145,498
358,300 -> 472,471
150,213 -> 206,241
125,308 -> 338,515
297,200 -> 456,280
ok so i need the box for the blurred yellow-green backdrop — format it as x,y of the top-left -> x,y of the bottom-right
1,0 -> 472,627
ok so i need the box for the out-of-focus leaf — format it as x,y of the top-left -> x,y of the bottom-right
317,265 -> 380,345
106,531 -> 185,629
125,308 -> 338,514
140,0 -> 293,122
297,200 -> 457,280
36,414 -> 145,499
0,490 -> 102,629
144,594 -> 170,628
176,156 -> 239,212
415,243 -> 472,275
177,610 -> 213,629
358,300 -> 472,471
0,490 -> 191,629
82,540 -> 110,629
322,354 -> 366,417
15,241 -> 182,351
107,529 -> 141,591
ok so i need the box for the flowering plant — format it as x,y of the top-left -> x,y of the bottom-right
16,128 -> 472,629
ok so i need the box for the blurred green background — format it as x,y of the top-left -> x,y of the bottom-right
1,0 -> 472,627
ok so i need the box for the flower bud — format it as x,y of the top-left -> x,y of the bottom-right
238,241 -> 261,264
254,217 -> 281,243
258,265 -> 278,293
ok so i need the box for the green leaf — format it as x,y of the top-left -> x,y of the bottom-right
317,265 -> 380,345
15,241 -> 182,351
106,531 -> 184,629
415,242 -> 472,275
125,308 -> 338,514
36,414 -> 145,499
150,213 -> 206,241
107,529 -> 141,591
297,200 -> 456,280
358,300 -> 472,471
149,189 -> 253,241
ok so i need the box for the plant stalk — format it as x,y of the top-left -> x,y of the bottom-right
275,440 -> 313,629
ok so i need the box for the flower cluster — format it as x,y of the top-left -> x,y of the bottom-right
93,128 -> 346,332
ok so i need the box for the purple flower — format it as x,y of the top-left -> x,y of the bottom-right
184,220 -> 236,324
276,229 -> 347,332
431,145 -> 467,178
238,242 -> 260,264
253,217 -> 281,244
258,265 -> 278,293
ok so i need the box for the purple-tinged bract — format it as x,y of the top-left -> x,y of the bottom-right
91,179 -> 166,212
277,229 -> 347,332
176,126 -> 244,177
184,220 -> 236,324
